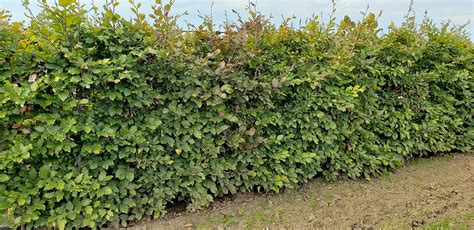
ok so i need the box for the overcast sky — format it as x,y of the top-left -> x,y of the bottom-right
1,0 -> 472,39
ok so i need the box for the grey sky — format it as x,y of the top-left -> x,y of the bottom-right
1,0 -> 473,39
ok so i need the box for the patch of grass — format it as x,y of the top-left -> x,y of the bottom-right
423,218 -> 464,230
384,211 -> 474,230
310,196 -> 319,208
223,214 -> 237,226
322,193 -> 334,204
425,211 -> 474,230
275,207 -> 285,220
244,210 -> 266,228
423,211 -> 474,230
378,171 -> 395,182
409,157 -> 431,166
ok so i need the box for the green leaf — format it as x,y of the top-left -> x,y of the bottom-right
98,171 -> 106,181
57,219 -> 67,230
83,125 -> 93,134
119,203 -> 129,213
39,166 -> 49,179
116,168 -> 126,180
204,180 -> 217,194
56,181 -> 65,190
84,206 -> 93,215
0,196 -> 9,210
66,211 -> 76,220
56,192 -> 64,202
0,213 -> 8,226
0,174 -> 9,183
18,197 -> 26,206
58,92 -> 69,101
100,126 -> 116,137
59,0 -> 76,8
216,125 -> 229,134
103,186 -> 113,195
277,135 -> 284,141
193,129 -> 202,139
79,98 -> 89,104
126,171 -> 134,182
74,173 -> 84,183
220,84 -> 233,93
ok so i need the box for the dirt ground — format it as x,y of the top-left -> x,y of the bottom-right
128,152 -> 474,229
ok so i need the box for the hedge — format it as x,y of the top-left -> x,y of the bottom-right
0,0 -> 472,228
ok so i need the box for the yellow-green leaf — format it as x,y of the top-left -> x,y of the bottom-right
58,0 -> 76,7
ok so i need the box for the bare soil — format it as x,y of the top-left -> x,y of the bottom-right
128,152 -> 474,229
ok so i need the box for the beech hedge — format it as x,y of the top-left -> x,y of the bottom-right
0,0 -> 473,228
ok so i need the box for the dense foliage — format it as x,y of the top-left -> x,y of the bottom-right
0,0 -> 472,228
